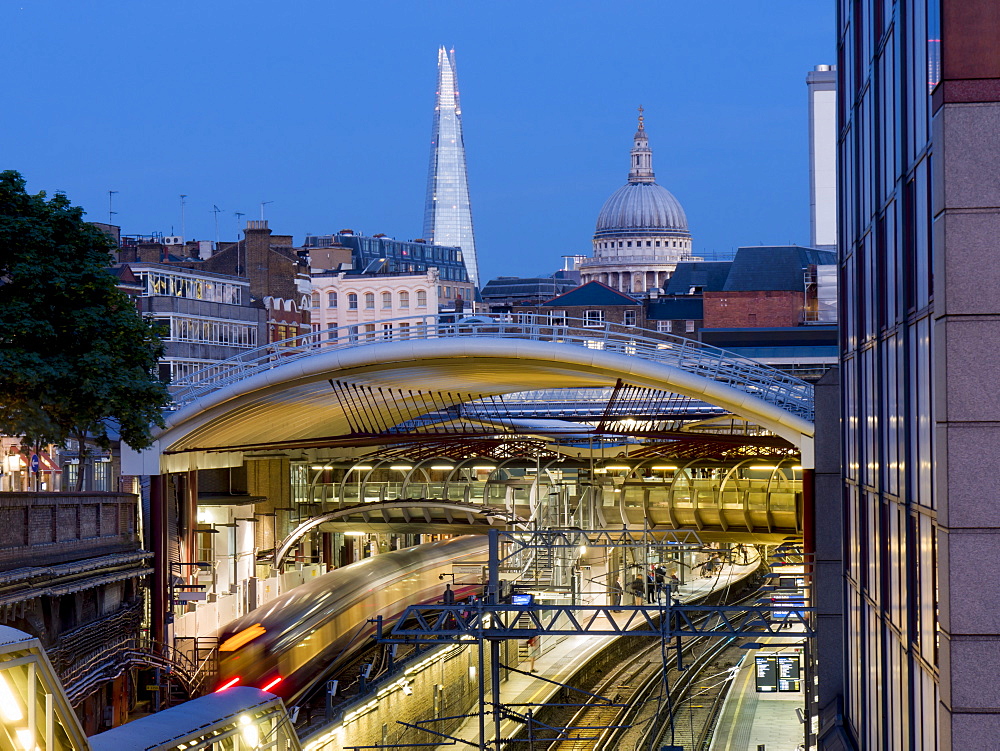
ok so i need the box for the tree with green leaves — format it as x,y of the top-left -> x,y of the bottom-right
0,170 -> 170,489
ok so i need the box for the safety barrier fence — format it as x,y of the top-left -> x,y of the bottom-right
168,314 -> 813,420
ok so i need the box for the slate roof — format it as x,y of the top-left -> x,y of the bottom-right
541,281 -> 641,307
722,246 -> 836,292
663,262 -> 733,294
645,297 -> 704,320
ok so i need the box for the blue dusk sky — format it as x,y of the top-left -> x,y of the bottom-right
3,1 -> 834,283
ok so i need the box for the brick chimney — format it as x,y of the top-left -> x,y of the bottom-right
243,220 -> 272,298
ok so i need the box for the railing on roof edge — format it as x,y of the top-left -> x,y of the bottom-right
166,314 -> 814,420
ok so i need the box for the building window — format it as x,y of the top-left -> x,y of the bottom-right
655,241 -> 661,247
164,316 -> 259,348
399,291 -> 410,308
685,320 -> 696,333
658,320 -> 672,333
399,322 -> 410,339
383,323 -> 393,339
365,292 -> 375,309
549,310 -> 566,326
417,290 -> 427,307
348,293 -> 358,310
382,291 -> 392,309
646,241 -> 652,247
584,310 -> 605,327
311,291 -> 320,309
328,291 -> 337,308
627,241 -> 632,248
624,310 -> 637,327
92,461 -> 110,492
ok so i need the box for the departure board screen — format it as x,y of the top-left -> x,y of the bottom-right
777,654 -> 801,692
755,653 -> 802,693
755,655 -> 778,692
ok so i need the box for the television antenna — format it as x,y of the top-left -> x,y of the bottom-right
260,200 -> 273,221
108,190 -> 118,225
180,194 -> 188,239
211,205 -> 224,245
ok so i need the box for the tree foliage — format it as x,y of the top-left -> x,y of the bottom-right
0,170 -> 169,453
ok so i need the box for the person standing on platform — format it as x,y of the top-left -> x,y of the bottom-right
526,635 -> 539,672
630,575 -> 645,606
442,583 -> 455,605
646,570 -> 657,603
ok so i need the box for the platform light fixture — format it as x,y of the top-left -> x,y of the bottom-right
239,714 -> 260,747
0,671 -> 22,722
603,465 -> 631,471
651,465 -> 678,471
15,728 -> 33,750
351,465 -> 373,471
430,465 -> 455,471
389,465 -> 413,471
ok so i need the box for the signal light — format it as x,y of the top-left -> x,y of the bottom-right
261,676 -> 283,692
216,676 -> 241,692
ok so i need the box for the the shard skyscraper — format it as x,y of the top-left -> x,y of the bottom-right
423,46 -> 480,289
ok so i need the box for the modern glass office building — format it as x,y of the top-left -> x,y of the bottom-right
423,46 -> 480,289
836,1 -> 1000,748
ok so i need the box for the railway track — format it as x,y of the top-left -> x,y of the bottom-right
522,586 -> 763,751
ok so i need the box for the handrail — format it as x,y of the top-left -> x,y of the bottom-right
167,314 -> 814,420
60,637 -> 206,706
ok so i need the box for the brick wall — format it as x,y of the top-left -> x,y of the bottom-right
0,493 -> 139,569
702,290 -> 804,328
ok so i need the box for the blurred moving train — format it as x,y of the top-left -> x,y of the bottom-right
215,536 -> 487,702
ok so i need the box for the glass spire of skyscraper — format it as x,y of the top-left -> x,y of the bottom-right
423,46 -> 480,289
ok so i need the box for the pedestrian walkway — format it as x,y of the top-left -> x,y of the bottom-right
438,557 -> 760,749
708,635 -> 806,751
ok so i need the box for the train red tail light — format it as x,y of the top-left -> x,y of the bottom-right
261,676 -> 283,692
215,676 -> 241,692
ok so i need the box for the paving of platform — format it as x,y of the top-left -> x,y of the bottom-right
708,637 -> 806,751
437,560 -> 759,749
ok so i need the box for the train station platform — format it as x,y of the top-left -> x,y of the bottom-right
439,558 -> 761,749
708,634 -> 807,751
